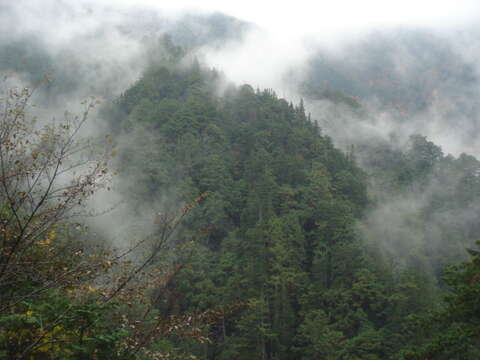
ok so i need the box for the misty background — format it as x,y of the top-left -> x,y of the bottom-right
2,0 -> 480,271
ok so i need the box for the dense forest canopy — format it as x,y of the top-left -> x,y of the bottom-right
1,2 -> 480,359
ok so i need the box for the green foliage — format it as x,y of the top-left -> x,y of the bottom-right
113,60 -> 427,360
5,34 -> 479,359
400,243 -> 480,360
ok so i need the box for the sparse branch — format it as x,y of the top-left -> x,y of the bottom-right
0,81 -> 213,359
0,84 -> 111,305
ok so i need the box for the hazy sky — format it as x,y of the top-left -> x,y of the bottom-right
107,0 -> 480,35
8,0 -> 480,97
73,0 -> 480,90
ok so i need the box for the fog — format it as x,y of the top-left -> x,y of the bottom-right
3,0 -> 480,267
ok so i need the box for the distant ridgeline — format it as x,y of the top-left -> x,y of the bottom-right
0,8 -> 250,102
300,29 -> 478,115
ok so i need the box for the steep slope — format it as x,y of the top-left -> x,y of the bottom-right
107,59 -> 445,359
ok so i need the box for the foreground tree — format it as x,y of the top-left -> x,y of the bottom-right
0,84 -> 218,359
0,85 -> 111,308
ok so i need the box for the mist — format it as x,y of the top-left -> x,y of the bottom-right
0,1 -> 247,250
5,2 -> 480,357
3,0 -> 480,270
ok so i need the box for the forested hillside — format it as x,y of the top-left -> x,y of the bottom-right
2,4 -> 480,359
105,53 -> 480,359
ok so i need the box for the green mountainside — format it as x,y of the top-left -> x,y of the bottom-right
107,57 -> 480,358
1,16 -> 480,359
